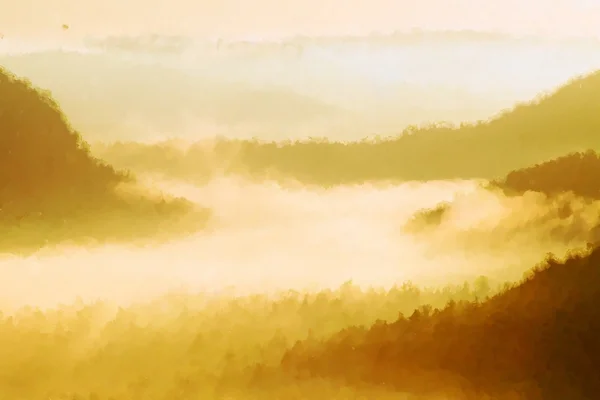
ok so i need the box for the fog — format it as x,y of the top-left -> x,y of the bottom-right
3,20 -> 600,400
1,176 -> 597,313
2,34 -> 600,142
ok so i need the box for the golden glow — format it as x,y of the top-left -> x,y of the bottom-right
1,0 -> 600,40
1,1 -> 600,396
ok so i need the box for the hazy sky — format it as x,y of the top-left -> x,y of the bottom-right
1,0 -> 600,41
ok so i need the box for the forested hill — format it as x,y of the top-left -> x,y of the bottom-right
0,67 -> 209,253
0,66 -> 125,211
498,150 -> 600,199
270,245 -> 600,400
95,70 -> 600,185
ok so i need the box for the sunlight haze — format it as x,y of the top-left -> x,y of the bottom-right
2,0 -> 600,40
1,1 -> 600,398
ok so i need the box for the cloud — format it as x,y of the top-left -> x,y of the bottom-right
1,176 -> 596,312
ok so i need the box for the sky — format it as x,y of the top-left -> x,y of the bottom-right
1,0 -> 600,41
1,0 -> 600,143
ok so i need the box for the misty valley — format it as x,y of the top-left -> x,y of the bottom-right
1,37 -> 600,400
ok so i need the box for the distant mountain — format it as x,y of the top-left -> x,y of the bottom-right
80,31 -> 600,53
95,70 -> 600,185
0,51 -> 347,142
7,43 -> 587,143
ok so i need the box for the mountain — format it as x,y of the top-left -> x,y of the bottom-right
271,245 -> 600,399
0,66 -> 209,253
0,51 -> 346,143
0,66 -> 123,214
498,150 -> 600,199
259,148 -> 600,398
94,70 -> 600,185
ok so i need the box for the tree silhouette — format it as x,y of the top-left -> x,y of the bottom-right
273,247 -> 600,399
97,70 -> 600,186
0,66 -> 209,252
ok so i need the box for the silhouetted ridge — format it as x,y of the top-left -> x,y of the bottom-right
0,67 -> 125,207
498,150 -> 600,199
95,70 -> 600,185
0,67 -> 208,252
274,246 -> 600,399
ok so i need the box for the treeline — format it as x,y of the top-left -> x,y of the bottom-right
405,150 -> 600,244
268,246 -> 600,400
95,70 -> 600,185
0,278 -> 495,399
2,246 -> 598,398
498,150 -> 600,199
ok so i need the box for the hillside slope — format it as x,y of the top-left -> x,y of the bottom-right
0,66 -> 209,253
0,51 -> 346,143
498,149 -> 600,199
95,70 -> 600,185
272,245 -> 600,399
0,67 -> 124,212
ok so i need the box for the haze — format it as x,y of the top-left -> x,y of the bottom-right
1,176 -> 597,312
2,33 -> 600,142
2,2 -> 600,397
2,0 -> 600,39
1,2 -> 599,314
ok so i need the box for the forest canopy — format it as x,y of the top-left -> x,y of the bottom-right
0,67 -> 209,253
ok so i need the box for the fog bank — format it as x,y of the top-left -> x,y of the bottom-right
1,177 -> 596,311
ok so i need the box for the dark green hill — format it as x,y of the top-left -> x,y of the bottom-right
0,67 -> 209,253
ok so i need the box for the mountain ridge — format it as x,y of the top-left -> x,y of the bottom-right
0,66 -> 209,253
94,69 -> 600,185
